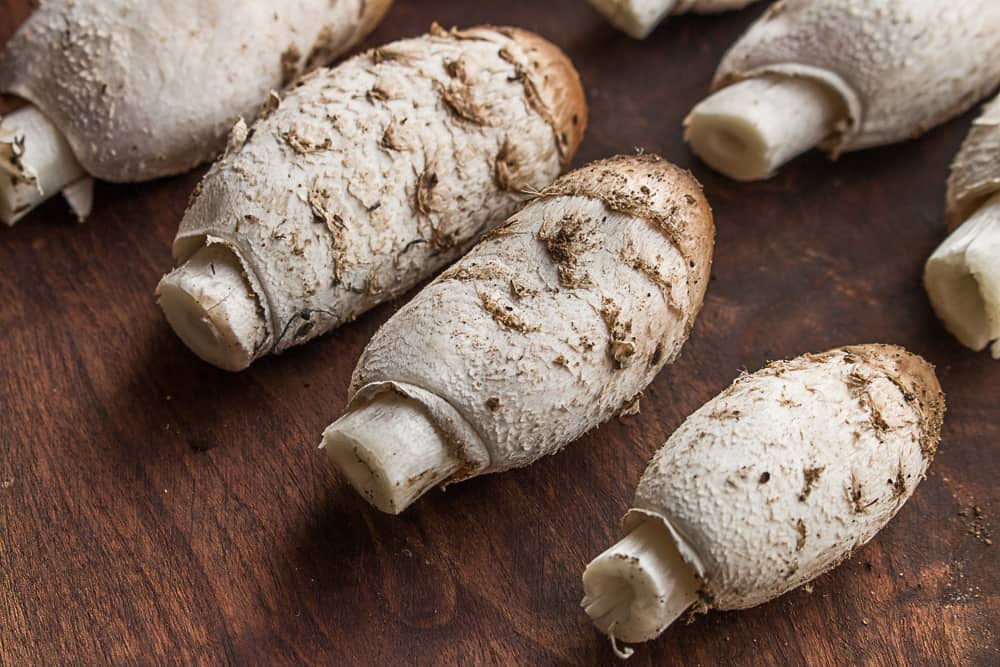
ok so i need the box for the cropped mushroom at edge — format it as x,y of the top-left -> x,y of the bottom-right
582,345 -> 945,653
0,0 -> 393,224
587,0 -> 759,40
156,24 -> 587,372
925,93 -> 1000,359
683,0 -> 1000,181
322,154 -> 715,514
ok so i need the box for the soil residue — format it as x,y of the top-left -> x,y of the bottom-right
538,214 -> 594,289
281,45 -> 302,86
960,505 -> 992,546
437,82 -> 488,126
799,466 -> 824,502
599,298 -> 636,368
416,170 -> 439,216
479,293 -> 538,333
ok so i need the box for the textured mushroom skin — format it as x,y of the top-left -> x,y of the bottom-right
348,155 -> 714,481
947,93 -> 1000,230
173,26 -> 586,358
714,0 -> 1000,155
625,345 -> 945,611
0,0 -> 392,182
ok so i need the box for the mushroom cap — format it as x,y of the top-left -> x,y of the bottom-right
714,0 -> 1000,155
360,0 -> 395,38
432,25 -> 588,167
947,93 -> 1000,230
173,26 -> 585,358
538,154 -> 714,332
0,0 -> 388,182
626,344 -> 944,611
350,155 -> 714,480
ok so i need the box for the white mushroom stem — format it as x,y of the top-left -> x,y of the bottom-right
0,105 -> 87,225
61,176 -> 95,222
684,75 -> 841,181
925,192 -> 1000,359
156,245 -> 267,372
321,394 -> 461,514
582,519 -> 700,648
588,0 -> 678,39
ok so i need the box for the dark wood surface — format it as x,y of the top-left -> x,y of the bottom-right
1,1 -> 996,664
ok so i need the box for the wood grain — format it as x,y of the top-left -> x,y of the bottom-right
0,1 -> 996,664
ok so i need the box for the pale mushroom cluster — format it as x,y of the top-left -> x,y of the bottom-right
7,0 -> 997,659
158,25 -> 586,371
0,0 -> 391,223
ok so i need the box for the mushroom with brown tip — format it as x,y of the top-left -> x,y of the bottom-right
322,154 -> 715,514
0,0 -> 392,224
684,0 -> 1000,181
582,345 -> 945,651
925,93 -> 1000,359
157,25 -> 588,372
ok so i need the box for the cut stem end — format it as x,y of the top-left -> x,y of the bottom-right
588,0 -> 678,39
685,75 -> 840,181
322,394 -> 460,514
582,519 -> 700,646
156,245 -> 267,371
925,193 -> 1000,359
0,105 -> 86,225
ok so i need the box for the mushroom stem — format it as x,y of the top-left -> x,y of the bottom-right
684,75 -> 841,181
156,244 -> 267,372
588,0 -> 678,39
582,519 -> 700,647
924,192 -> 1000,359
322,394 -> 460,514
0,105 -> 87,225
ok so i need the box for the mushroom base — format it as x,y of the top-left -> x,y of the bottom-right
322,394 -> 461,514
925,193 -> 1000,359
582,519 -> 700,648
684,75 -> 840,181
156,245 -> 267,372
0,104 -> 88,224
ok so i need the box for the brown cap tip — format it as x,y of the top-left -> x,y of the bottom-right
841,344 -> 946,461
501,28 -> 588,168
540,154 -> 715,325
427,25 -> 587,168
359,0 -> 395,39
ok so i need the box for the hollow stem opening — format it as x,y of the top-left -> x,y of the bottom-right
925,193 -> 1000,358
684,75 -> 841,181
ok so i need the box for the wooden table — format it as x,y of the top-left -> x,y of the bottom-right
1,1 -> 996,664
